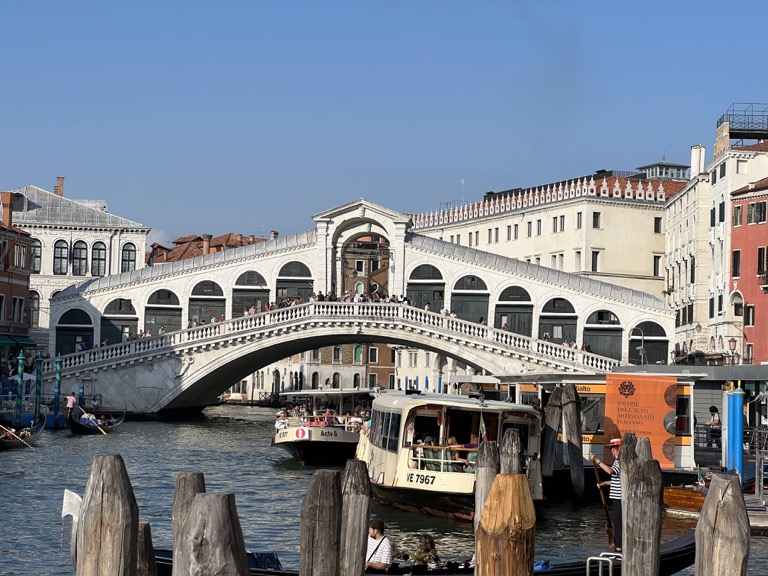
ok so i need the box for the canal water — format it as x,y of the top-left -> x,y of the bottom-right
1,405 -> 764,575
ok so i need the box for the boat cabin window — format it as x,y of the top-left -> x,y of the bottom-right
579,394 -> 604,434
370,409 -> 401,453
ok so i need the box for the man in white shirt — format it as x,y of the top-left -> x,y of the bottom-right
365,517 -> 392,571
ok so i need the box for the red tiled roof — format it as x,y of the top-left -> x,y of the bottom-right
732,141 -> 768,153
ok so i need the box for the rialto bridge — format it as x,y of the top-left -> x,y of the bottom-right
43,199 -> 673,414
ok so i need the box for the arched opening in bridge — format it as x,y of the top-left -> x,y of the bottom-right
277,262 -> 313,304
145,289 -> 182,335
407,264 -> 444,310
539,298 -> 576,344
337,234 -> 391,299
189,281 -> 225,324
233,271 -> 269,317
55,308 -> 94,355
494,286 -> 533,336
451,275 -> 489,324
583,309 -> 622,359
101,298 -> 138,344
628,321 -> 668,365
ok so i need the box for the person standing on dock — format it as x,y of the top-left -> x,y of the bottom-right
365,517 -> 392,571
590,438 -> 622,552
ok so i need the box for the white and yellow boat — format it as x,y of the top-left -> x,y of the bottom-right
355,390 -> 543,520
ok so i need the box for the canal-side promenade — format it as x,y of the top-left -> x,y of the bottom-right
1,405 -> 764,574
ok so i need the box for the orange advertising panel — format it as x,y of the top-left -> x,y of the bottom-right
605,374 -> 677,468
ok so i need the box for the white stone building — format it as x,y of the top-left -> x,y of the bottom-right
5,178 -> 149,353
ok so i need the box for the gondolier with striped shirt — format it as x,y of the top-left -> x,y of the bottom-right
590,438 -> 623,551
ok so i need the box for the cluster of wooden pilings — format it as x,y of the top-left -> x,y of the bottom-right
75,429 -> 751,576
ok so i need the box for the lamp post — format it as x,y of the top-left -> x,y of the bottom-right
629,327 -> 646,365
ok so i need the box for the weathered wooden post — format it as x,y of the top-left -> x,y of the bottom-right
340,460 -> 370,576
695,473 -> 750,576
561,383 -> 584,499
475,474 -> 536,575
172,471 -> 206,567
540,386 -> 563,476
137,522 -> 158,576
500,428 -> 522,474
76,454 -> 139,576
300,469 -> 342,576
620,434 -> 662,576
474,441 -> 500,532
174,493 -> 249,576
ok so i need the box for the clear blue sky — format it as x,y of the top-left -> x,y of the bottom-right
3,1 -> 767,246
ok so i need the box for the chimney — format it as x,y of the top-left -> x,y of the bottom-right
54,176 -> 65,197
1,192 -> 13,228
202,234 -> 212,254
270,230 -> 279,240
690,145 -> 706,175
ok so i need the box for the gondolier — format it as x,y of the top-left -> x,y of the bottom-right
590,438 -> 623,551
65,392 -> 77,416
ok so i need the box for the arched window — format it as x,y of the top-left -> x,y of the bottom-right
29,291 -> 40,328
72,241 -> 88,276
53,240 -> 68,275
30,239 -> 41,273
91,242 -> 107,276
121,243 -> 137,273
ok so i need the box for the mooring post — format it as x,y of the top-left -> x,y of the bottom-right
300,469 -> 342,576
561,383 -> 584,499
474,441 -> 500,533
137,522 -> 158,576
172,471 -> 206,567
340,460 -> 371,576
475,474 -> 536,575
540,386 -> 563,476
500,428 -> 522,474
174,493 -> 249,576
620,434 -> 662,576
76,454 -> 139,576
695,473 -> 750,576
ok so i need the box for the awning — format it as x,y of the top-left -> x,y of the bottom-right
10,336 -> 37,347
0,335 -> 15,346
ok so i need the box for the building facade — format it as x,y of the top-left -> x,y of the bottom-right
4,178 -> 149,353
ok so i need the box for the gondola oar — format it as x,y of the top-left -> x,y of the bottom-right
592,459 -> 615,551
77,406 -> 107,435
0,423 -> 36,450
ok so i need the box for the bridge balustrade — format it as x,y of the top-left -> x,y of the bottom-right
41,302 -> 620,377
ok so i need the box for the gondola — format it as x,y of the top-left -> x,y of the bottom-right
152,530 -> 695,576
0,418 -> 46,449
67,409 -> 126,435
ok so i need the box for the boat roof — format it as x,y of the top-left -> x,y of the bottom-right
372,391 -> 539,416
279,388 -> 374,398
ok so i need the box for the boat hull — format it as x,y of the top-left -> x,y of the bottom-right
272,425 -> 360,466
370,482 -> 475,521
67,411 -> 125,435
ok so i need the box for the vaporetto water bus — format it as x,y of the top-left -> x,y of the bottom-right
355,390 -> 543,520
272,388 -> 374,466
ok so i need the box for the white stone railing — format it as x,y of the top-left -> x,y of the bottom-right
42,302 -> 619,376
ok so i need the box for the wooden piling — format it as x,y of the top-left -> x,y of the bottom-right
620,434 -> 662,576
76,454 -> 139,576
300,469 -> 342,576
339,460 -> 371,576
174,493 -> 249,576
540,386 -> 563,476
695,473 -> 750,576
561,383 -> 584,499
137,522 -> 158,576
474,441 -> 500,532
475,474 -> 536,576
500,428 -> 522,474
172,471 -> 206,567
